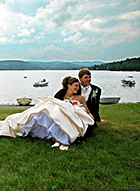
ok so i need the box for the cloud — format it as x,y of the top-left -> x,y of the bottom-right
100,23 -> 140,47
35,32 -> 45,40
114,10 -> 140,20
0,3 -> 33,36
1,1 -> 139,37
64,32 -> 82,44
61,30 -> 69,37
27,44 -> 67,60
0,0 -> 139,61
18,29 -> 31,37
63,15 -> 107,34
0,37 -> 15,44
19,39 -> 34,44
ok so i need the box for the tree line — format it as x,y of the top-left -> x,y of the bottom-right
89,57 -> 140,71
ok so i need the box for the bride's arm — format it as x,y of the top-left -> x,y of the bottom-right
79,96 -> 94,119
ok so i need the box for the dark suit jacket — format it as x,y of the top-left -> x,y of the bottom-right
77,84 -> 101,122
54,89 -> 67,100
54,84 -> 101,122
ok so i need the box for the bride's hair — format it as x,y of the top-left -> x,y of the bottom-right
62,76 -> 79,90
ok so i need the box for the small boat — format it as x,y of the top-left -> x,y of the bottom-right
33,79 -> 49,87
100,97 -> 121,105
121,76 -> 136,87
17,98 -> 32,106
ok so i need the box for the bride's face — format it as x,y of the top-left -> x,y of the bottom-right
69,82 -> 79,93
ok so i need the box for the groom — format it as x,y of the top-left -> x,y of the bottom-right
77,68 -> 102,136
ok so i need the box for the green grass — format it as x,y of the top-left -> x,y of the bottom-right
0,103 -> 140,191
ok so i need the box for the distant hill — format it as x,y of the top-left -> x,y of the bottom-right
89,57 -> 140,71
0,60 -> 105,70
0,58 -> 139,70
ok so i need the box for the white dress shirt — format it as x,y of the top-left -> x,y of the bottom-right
81,85 -> 91,101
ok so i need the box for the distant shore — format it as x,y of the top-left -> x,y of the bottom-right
0,105 -> 34,110
0,102 -> 140,110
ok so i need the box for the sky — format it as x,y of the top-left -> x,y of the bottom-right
0,0 -> 140,62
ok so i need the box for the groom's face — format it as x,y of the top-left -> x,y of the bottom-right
79,74 -> 91,87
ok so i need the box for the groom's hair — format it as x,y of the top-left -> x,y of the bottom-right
78,68 -> 91,78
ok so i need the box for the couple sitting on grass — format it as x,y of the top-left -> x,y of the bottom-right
0,68 -> 104,151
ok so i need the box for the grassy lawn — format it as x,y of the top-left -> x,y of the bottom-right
0,103 -> 140,191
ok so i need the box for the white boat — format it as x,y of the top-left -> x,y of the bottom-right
33,79 -> 49,87
17,98 -> 32,106
100,97 -> 121,104
121,76 -> 136,87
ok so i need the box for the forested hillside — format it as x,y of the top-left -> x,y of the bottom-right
89,57 -> 140,71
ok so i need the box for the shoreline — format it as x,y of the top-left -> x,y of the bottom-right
0,102 -> 139,110
0,105 -> 34,110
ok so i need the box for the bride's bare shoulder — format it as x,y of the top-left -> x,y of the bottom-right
74,95 -> 84,102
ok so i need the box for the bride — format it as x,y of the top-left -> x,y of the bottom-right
0,77 -> 94,150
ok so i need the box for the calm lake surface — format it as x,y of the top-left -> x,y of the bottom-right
0,70 -> 139,105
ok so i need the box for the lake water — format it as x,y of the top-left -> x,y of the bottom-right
0,70 -> 139,105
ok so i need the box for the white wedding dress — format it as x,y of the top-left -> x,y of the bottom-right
0,97 -> 94,144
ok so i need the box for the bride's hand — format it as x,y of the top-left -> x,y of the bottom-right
89,113 -> 94,119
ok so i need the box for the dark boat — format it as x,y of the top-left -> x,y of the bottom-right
100,97 -> 121,104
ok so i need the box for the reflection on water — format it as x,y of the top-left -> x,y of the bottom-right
0,70 -> 139,104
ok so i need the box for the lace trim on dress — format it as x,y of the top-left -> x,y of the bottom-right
64,99 -> 85,111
